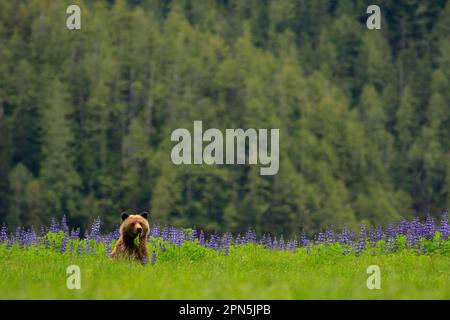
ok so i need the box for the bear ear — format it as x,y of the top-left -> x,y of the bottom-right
140,212 -> 149,220
121,212 -> 129,221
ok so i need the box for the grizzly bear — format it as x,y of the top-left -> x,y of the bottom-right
111,212 -> 149,265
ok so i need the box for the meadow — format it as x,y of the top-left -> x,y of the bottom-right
0,214 -> 449,300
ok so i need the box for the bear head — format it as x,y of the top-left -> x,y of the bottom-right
120,212 -> 150,240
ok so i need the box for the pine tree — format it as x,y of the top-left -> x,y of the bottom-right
39,79 -> 81,220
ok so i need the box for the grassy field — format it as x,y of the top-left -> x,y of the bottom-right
0,238 -> 449,299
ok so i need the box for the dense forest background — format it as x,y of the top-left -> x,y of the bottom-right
0,0 -> 448,236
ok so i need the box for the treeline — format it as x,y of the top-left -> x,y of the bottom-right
0,0 -> 448,236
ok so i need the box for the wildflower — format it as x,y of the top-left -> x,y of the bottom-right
70,228 -> 80,240
39,225 -> 46,237
60,237 -> 68,254
290,239 -> 298,251
424,215 -> 435,240
151,251 -> 157,265
222,233 -> 231,255
271,237 -> 278,250
49,218 -> 59,233
1,223 -> 8,242
89,217 -> 101,241
440,212 -> 449,240
235,234 -> 241,245
207,234 -> 220,250
355,224 -> 366,257
191,229 -> 198,242
341,226 -> 350,246
279,235 -> 285,250
61,215 -> 69,235
105,241 -> 112,257
76,243 -> 83,255
244,229 -> 256,244
151,225 -> 160,238
198,231 -> 205,246
161,227 -> 169,242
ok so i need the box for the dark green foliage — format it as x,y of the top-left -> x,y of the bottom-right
0,0 -> 448,235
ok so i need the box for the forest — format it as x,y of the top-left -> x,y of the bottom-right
0,0 -> 448,236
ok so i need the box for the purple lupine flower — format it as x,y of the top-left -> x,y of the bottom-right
279,235 -> 285,250
161,227 -> 168,241
170,227 -> 183,246
304,239 -> 310,254
260,234 -> 272,248
168,226 -> 177,244
60,237 -> 68,254
89,217 -> 101,241
1,223 -> 8,242
198,231 -> 205,246
300,230 -> 307,243
340,225 -> 350,246
61,215 -> 69,235
368,228 -> 378,247
23,229 -> 35,247
151,251 -> 157,265
39,225 -> 46,237
258,234 -> 266,246
70,228 -> 80,240
375,227 -> 383,243
290,239 -> 298,251
49,218 -> 59,233
355,224 -> 366,257
440,212 -> 449,240
385,224 -> 396,240
15,227 -> 22,246
325,226 -> 336,244
397,218 -> 408,236
355,240 -> 365,257
271,237 -> 278,250
317,231 -> 325,245
207,233 -> 220,250
235,234 -> 241,245
424,215 -> 435,240
406,230 -> 416,249
411,218 -> 422,240
21,229 -> 29,246
151,225 -> 160,238
267,235 -> 274,248
190,229 -> 198,242
106,241 -> 112,257
44,236 -> 49,249
384,233 -> 395,253
244,229 -> 257,244
222,233 -> 231,255
69,241 -> 74,256
6,240 -> 12,250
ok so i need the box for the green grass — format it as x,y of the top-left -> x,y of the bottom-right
0,237 -> 449,299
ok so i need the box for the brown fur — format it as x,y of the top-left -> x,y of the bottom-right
111,212 -> 149,265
